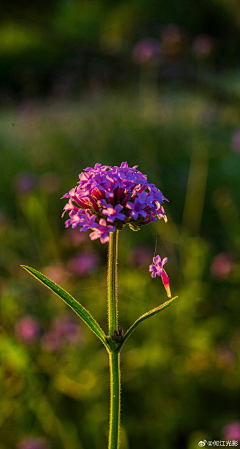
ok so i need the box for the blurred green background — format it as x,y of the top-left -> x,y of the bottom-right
1,1 -> 240,448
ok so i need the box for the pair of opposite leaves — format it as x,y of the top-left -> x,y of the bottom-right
21,265 -> 177,353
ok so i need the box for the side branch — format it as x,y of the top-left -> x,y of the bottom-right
118,296 -> 178,352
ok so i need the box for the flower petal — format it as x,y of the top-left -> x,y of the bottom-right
89,231 -> 101,241
153,255 -> 161,265
100,234 -> 110,244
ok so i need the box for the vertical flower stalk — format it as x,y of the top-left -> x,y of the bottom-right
108,231 -> 121,449
108,231 -> 118,335
109,351 -> 121,449
22,163 -> 177,449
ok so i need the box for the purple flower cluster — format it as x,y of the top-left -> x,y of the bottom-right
62,162 -> 168,243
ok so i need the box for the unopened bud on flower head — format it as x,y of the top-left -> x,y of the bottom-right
62,162 -> 168,244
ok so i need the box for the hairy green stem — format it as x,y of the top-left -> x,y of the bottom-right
108,231 -> 121,449
108,351 -> 121,449
108,231 -> 118,335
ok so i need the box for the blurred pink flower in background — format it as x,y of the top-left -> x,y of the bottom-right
44,264 -> 69,285
15,316 -> 40,344
222,421 -> 240,440
14,172 -> 37,194
132,38 -> 161,64
53,314 -> 82,343
232,128 -> 240,154
41,330 -> 63,352
192,34 -> 215,58
129,245 -> 152,268
41,314 -> 82,351
67,251 -> 100,276
210,252 -> 234,280
17,436 -> 50,449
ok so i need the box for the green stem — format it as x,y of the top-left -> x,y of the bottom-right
108,231 -> 118,335
108,351 -> 121,449
108,231 -> 121,449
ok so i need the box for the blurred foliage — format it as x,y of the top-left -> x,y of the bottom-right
0,1 -> 240,448
1,0 -> 240,101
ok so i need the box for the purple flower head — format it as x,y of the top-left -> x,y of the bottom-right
149,255 -> 171,297
17,436 -> 51,449
62,163 -> 168,244
15,316 -> 40,344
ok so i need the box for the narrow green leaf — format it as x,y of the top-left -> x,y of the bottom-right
118,296 -> 177,352
21,265 -> 109,350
